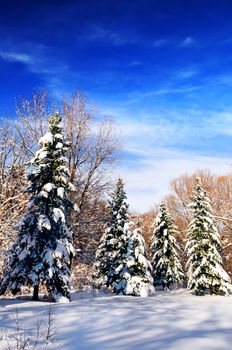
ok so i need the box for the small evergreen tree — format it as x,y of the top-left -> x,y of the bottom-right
186,178 -> 231,296
0,113 -> 75,302
112,221 -> 155,296
150,203 -> 184,290
94,178 -> 129,289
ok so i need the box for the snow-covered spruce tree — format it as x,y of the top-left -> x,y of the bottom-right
0,113 -> 75,302
150,203 -> 184,290
94,178 -> 129,289
186,178 -> 231,296
112,221 -> 155,297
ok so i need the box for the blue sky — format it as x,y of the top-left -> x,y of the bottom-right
1,0 -> 232,211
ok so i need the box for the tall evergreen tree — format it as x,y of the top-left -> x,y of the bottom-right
112,222 -> 155,296
94,178 -> 129,289
186,178 -> 231,296
0,113 -> 75,302
151,203 -> 184,290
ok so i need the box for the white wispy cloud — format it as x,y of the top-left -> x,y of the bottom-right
116,118 -> 191,148
152,37 -> 198,49
118,84 -> 202,105
102,105 -> 232,212
153,39 -> 169,48
0,44 -> 70,99
155,85 -> 200,95
0,51 -> 32,64
179,36 -> 196,47
81,25 -> 138,46
205,111 -> 232,136
117,151 -> 231,213
174,69 -> 198,79
115,108 -> 232,147
128,61 -> 142,67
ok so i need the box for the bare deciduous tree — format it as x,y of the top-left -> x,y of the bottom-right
15,89 -> 56,162
0,122 -> 29,271
62,92 -> 120,211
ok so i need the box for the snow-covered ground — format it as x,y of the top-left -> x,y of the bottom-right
1,289 -> 232,350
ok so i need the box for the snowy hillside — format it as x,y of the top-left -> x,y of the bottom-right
1,289 -> 232,350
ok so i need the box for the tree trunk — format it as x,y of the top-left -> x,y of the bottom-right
32,285 -> 39,301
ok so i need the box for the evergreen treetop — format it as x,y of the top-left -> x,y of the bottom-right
112,221 -> 155,296
0,113 -> 76,302
94,178 -> 129,287
186,178 -> 231,296
151,203 -> 184,290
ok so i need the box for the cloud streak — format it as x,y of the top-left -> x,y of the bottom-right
153,39 -> 169,47
179,36 -> 196,47
0,51 -> 32,64
81,25 -> 139,46
117,150 -> 231,213
102,105 -> 232,212
0,42 -> 71,99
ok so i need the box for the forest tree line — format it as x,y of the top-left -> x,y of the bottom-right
1,90 -> 232,292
